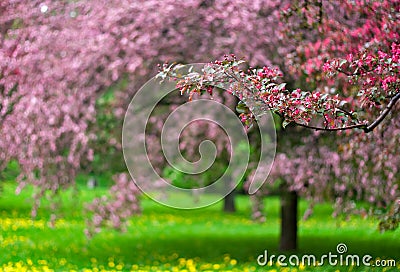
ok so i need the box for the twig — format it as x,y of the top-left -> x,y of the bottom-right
364,91 -> 400,132
294,91 -> 400,133
294,122 -> 367,132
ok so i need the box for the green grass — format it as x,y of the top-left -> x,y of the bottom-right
0,181 -> 399,272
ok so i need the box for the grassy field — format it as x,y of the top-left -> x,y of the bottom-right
0,181 -> 399,272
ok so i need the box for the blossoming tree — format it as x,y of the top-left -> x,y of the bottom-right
159,0 -> 399,250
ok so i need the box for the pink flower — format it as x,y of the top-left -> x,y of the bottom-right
346,53 -> 353,63
382,76 -> 396,91
323,62 -> 332,72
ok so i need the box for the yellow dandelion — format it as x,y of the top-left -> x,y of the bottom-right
42,266 -> 54,272
213,264 -> 221,270
186,259 -> 194,266
59,258 -> 67,266
38,260 -> 48,265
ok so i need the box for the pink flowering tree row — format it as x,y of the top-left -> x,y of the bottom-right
0,0 -> 290,228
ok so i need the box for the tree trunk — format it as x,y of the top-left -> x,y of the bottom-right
223,189 -> 236,212
279,190 -> 298,251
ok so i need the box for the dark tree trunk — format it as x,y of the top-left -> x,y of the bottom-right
223,189 -> 236,212
279,190 -> 298,251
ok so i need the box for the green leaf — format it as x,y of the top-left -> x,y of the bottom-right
282,119 -> 291,128
321,93 -> 329,100
277,83 -> 286,91
236,101 -> 248,113
339,59 -> 347,67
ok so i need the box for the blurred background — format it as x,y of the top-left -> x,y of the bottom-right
0,0 -> 399,271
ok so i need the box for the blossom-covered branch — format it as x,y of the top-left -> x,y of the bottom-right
158,51 -> 399,132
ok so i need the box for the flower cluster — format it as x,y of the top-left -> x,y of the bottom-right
159,55 -> 367,130
324,42 -> 400,108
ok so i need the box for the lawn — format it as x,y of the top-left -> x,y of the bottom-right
0,181 -> 399,272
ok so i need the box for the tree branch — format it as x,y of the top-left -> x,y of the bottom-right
293,91 -> 400,133
294,122 -> 367,132
165,65 -> 399,134
364,91 -> 400,132
218,69 -> 399,133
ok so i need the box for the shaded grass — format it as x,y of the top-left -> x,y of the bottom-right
0,181 -> 399,271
